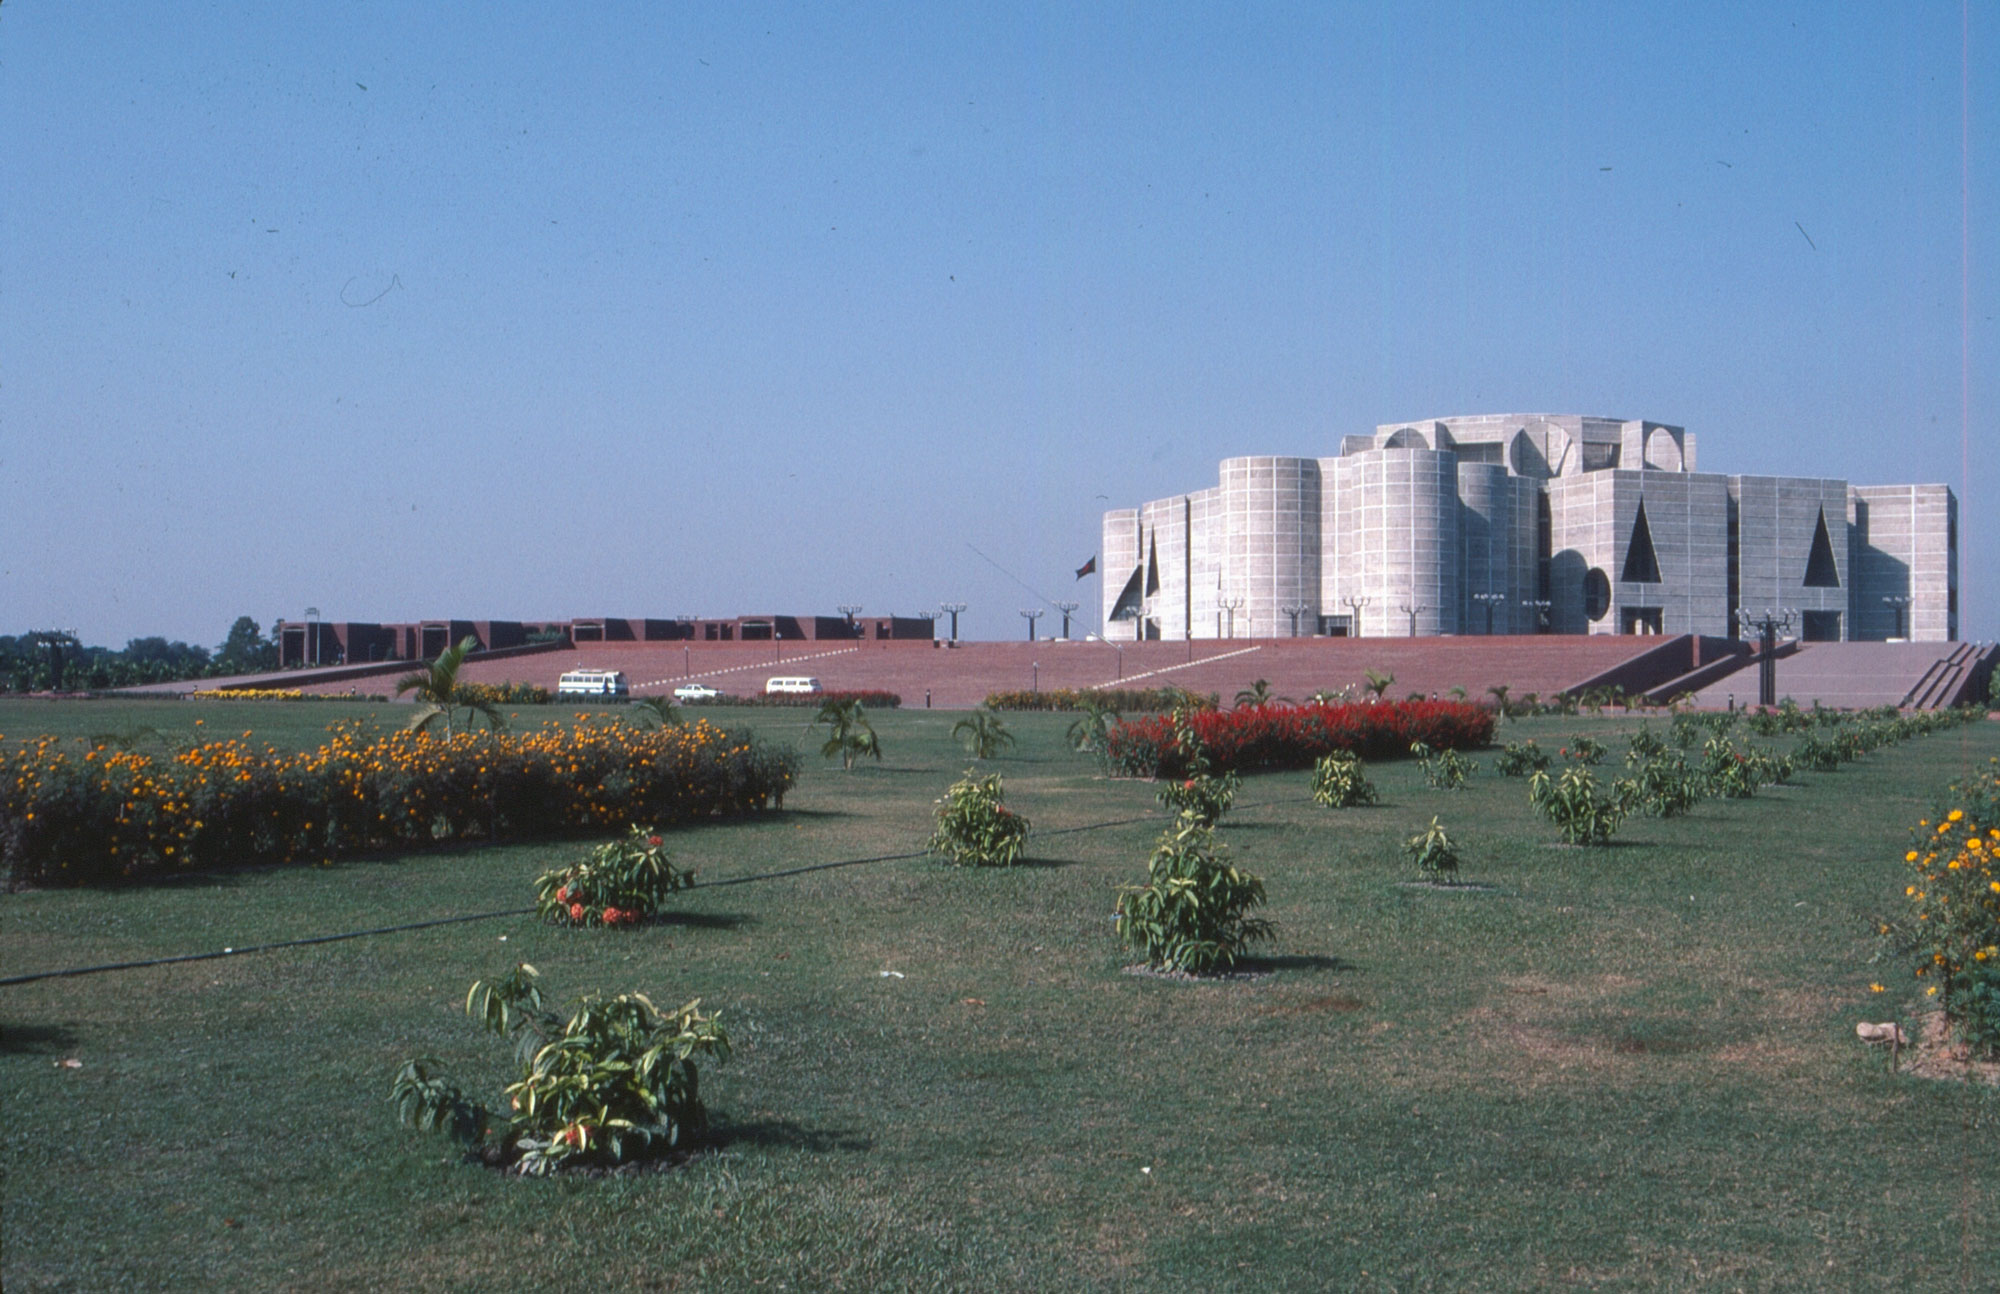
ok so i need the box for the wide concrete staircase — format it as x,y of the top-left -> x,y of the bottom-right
1682,641 -> 1997,711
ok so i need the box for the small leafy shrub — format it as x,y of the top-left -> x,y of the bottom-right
1560,735 -> 1607,766
1310,750 -> 1378,808
1115,815 -> 1273,973
952,709 -> 1015,760
1403,816 -> 1460,878
535,826 -> 694,927
1672,711 -> 1737,748
1529,767 -> 1626,845
927,769 -> 1030,866
1794,732 -> 1843,772
392,964 -> 731,1175
1624,725 -> 1667,765
1154,709 -> 1239,827
1698,735 -> 1787,798
1412,740 -> 1477,790
1616,753 -> 1702,818
1494,740 -> 1551,777
1882,768 -> 2000,1056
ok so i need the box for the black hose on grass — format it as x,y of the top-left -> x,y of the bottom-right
0,800 -> 1280,988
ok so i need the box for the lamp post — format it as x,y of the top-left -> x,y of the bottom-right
940,602 -> 967,642
1281,601 -> 1311,637
305,606 -> 320,667
1473,591 -> 1507,635
1111,641 -> 1124,679
1521,598 -> 1552,634
1735,608 -> 1795,708
1341,595 -> 1370,638
27,629 -> 78,692
1032,660 -> 1040,693
1055,601 -> 1079,639
1020,609 -> 1043,641
837,604 -> 863,640
1398,601 -> 1427,637
1219,596 -> 1244,640
683,644 -> 690,677
1882,595 -> 1911,640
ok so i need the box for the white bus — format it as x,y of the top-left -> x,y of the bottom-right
557,668 -> 630,699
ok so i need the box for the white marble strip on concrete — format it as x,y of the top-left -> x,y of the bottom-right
1096,644 -> 1264,688
630,647 -> 861,692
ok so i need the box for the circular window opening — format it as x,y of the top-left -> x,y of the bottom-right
1583,569 -> 1611,622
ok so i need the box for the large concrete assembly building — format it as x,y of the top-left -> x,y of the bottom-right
1101,414 -> 1958,643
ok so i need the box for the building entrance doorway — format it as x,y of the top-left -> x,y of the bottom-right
1620,607 -> 1664,635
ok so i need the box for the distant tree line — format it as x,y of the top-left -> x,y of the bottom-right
0,616 -> 283,692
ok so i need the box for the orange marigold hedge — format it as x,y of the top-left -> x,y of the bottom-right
0,717 -> 797,888
1104,700 -> 1495,778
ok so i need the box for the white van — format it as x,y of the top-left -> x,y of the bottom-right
764,676 -> 823,695
557,668 -> 630,699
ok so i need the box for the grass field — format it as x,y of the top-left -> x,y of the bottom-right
4,699 -> 1997,1290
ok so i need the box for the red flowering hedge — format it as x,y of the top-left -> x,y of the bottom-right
1104,700 -> 1495,778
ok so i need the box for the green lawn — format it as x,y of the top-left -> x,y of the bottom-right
4,705 -> 1997,1290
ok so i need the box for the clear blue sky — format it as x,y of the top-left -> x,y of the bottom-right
4,2 -> 1991,646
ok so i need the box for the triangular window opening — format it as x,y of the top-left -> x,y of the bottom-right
1145,534 -> 1161,596
1108,565 -> 1145,620
1620,501 -> 1662,584
1803,508 -> 1841,588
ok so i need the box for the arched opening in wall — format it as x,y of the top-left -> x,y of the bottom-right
1802,508 -> 1841,588
1382,427 -> 1429,450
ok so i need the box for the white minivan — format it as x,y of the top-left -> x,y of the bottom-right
764,676 -> 823,695
557,668 -> 630,699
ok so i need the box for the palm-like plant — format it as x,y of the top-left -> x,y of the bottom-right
396,636 -> 502,734
952,709 -> 1014,760
811,698 -> 881,771
1487,683 -> 1513,718
628,696 -> 684,730
1233,679 -> 1288,709
1065,701 -> 1120,758
1362,668 -> 1396,701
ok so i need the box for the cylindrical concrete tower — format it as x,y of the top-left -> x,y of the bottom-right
1327,449 -> 1459,637
1456,464 -> 1538,634
1218,456 -> 1320,639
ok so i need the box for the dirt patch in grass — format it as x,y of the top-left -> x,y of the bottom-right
1894,1012 -> 2000,1087
467,1140 -> 712,1178
1122,963 -> 1273,983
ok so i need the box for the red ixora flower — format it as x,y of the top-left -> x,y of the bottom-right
601,906 -> 623,925
1183,779 -> 1197,790
569,902 -> 586,922
647,835 -> 663,847
555,886 -> 570,903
